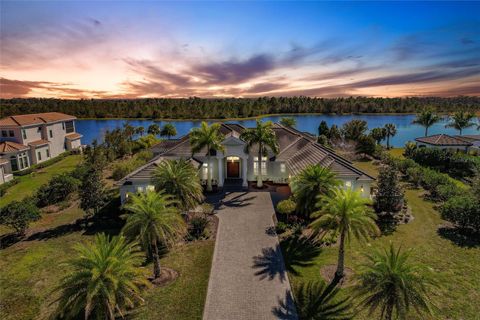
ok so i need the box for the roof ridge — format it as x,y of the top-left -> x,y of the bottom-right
275,136 -> 303,158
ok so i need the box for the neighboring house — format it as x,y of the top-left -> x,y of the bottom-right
415,134 -> 472,152
0,112 -> 82,182
456,135 -> 480,151
118,123 -> 374,203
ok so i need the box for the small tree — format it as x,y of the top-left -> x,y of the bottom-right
342,120 -> 368,141
135,126 -> 145,136
280,117 -> 296,128
36,173 -> 80,207
79,166 -> 107,222
276,199 -> 296,220
440,195 -> 480,233
0,198 -> 40,235
318,120 -> 330,137
147,123 -> 161,136
329,124 -> 342,141
356,135 -> 377,158
370,127 -> 387,145
160,123 -> 177,139
374,165 -> 405,214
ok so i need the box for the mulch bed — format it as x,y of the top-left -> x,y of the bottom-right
320,265 -> 355,287
150,267 -> 179,287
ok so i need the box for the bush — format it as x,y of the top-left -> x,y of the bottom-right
0,197 -> 41,234
187,216 -> 209,240
275,221 -> 289,234
200,203 -> 214,216
13,152 -> 71,176
277,199 -> 296,217
134,134 -> 160,151
374,165 -> 404,214
436,184 -> 464,202
112,162 -> 136,181
405,166 -> 422,187
0,178 -> 19,197
440,195 -> 480,233
36,173 -> 80,207
420,168 -> 451,199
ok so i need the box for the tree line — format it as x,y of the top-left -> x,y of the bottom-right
1,96 -> 479,119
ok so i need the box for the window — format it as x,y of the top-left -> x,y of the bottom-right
37,127 -> 42,132
280,163 -> 286,173
254,156 -> 267,175
49,130 -> 53,138
8,130 -> 14,137
146,185 -> 155,192
46,149 -> 50,158
202,163 -> 208,180
37,151 -> 42,161
10,156 -> 18,171
18,152 -> 28,170
136,186 -> 144,193
1,130 -> 7,137
65,121 -> 74,133
22,129 -> 27,139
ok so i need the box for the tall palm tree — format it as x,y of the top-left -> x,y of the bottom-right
354,243 -> 435,320
290,164 -> 341,217
122,191 -> 186,279
147,123 -> 161,136
310,189 -> 379,281
153,159 -> 204,211
160,123 -> 177,139
240,119 -> 279,188
477,117 -> 480,130
384,124 -> 397,149
190,122 -> 225,191
445,111 -> 475,135
53,233 -> 149,320
412,109 -> 440,136
295,281 -> 353,320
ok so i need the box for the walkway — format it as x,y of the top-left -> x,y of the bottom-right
203,192 -> 298,320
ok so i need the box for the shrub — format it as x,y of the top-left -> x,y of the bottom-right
13,152 -> 71,176
420,168 -> 451,199
134,134 -> 160,151
112,162 -> 136,181
275,221 -> 289,234
0,178 -> 19,197
0,197 -> 41,234
374,165 -> 404,214
405,166 -> 422,187
276,199 -> 296,217
187,216 -> 209,240
436,184 -> 464,202
36,173 -> 80,207
440,195 -> 480,233
200,203 -> 214,216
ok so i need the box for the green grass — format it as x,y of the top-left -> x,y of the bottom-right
286,160 -> 480,319
0,155 -> 82,207
387,147 -> 405,159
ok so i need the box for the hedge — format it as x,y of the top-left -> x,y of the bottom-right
13,151 -> 72,176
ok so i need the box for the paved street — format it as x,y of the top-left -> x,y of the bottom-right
203,192 -> 298,320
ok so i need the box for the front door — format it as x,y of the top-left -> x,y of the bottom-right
226,160 -> 240,178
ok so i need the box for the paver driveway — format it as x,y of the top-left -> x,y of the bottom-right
203,192 -> 298,320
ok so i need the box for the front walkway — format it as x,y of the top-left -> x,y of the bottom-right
203,192 -> 298,320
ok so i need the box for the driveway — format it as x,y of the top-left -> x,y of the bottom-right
203,192 -> 298,320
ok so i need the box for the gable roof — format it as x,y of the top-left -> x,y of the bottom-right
415,134 -> 472,146
0,141 -> 29,153
455,135 -> 480,143
0,112 -> 76,127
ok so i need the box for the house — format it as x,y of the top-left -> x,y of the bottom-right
456,135 -> 480,152
0,112 -> 82,183
117,123 -> 374,203
415,134 -> 472,152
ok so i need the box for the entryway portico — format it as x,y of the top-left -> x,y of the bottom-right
215,134 -> 248,188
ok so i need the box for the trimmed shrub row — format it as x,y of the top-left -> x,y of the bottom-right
13,151 -> 72,176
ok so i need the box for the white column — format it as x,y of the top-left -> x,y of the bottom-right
217,157 -> 224,187
242,156 -> 248,187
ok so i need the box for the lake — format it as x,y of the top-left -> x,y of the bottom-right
75,114 -> 479,147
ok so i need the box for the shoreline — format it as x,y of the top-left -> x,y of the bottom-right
76,112 -> 421,122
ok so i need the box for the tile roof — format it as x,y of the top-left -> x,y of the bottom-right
455,135 -> 480,142
28,139 -> 50,147
0,112 -> 76,126
0,141 -> 29,153
415,134 -> 472,146
65,132 -> 83,140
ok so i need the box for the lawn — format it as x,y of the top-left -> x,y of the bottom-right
0,155 -> 82,207
0,204 -> 215,320
285,160 -> 480,319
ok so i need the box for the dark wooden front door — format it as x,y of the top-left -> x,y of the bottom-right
226,161 -> 240,178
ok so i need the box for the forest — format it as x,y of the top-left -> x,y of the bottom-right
1,96 -> 479,119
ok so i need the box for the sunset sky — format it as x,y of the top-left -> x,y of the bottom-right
1,1 -> 479,99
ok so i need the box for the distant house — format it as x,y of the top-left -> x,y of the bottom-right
456,135 -> 480,151
117,122 -> 374,203
415,134 -> 472,152
0,112 -> 82,183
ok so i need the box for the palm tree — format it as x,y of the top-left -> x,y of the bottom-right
122,191 -> 186,279
412,109 -> 440,137
123,122 -> 135,141
295,281 -> 353,320
147,123 -> 161,136
190,122 -> 225,191
153,159 -> 204,211
370,127 -> 387,145
446,111 -> 475,135
160,123 -> 177,139
310,189 -> 379,281
354,243 -> 435,320
477,117 -> 480,131
384,123 -> 397,149
280,117 -> 297,128
135,126 -> 145,136
53,233 -> 149,320
240,119 -> 279,188
290,165 -> 340,217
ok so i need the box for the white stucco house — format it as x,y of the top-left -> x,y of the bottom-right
415,134 -> 473,152
117,123 -> 374,203
0,112 -> 82,184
